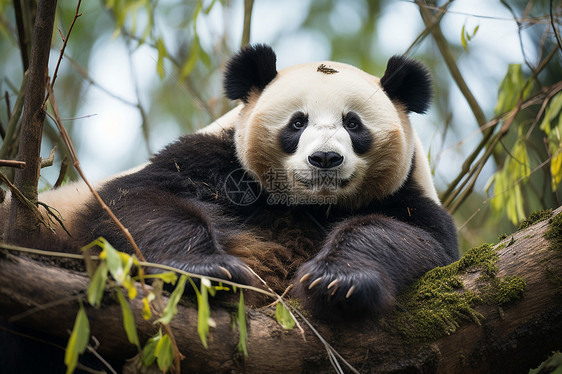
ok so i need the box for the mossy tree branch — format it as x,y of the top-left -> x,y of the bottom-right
1,207 -> 561,373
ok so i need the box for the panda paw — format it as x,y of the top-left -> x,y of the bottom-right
155,253 -> 256,288
293,258 -> 395,320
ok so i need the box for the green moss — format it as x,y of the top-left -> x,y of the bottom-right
456,243 -> 498,277
386,244 -> 527,343
545,212 -> 562,253
486,276 -> 526,305
518,209 -> 553,231
497,233 -> 508,241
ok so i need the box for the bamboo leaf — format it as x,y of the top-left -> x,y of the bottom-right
156,37 -> 168,79
237,290 -> 248,356
180,38 -> 200,79
143,271 -> 178,284
275,303 -> 295,330
494,64 -> 533,116
87,261 -> 108,308
551,149 -> 562,190
155,274 -> 187,325
142,292 -> 155,320
197,278 -> 216,348
141,330 -> 162,368
117,290 -> 141,349
155,333 -> 174,372
491,131 -> 530,225
461,24 -> 468,53
64,304 -> 90,374
98,239 -> 125,284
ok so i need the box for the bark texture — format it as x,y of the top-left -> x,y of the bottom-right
7,0 -> 57,240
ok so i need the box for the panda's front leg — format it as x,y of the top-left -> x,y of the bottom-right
293,214 -> 454,320
85,189 -> 256,287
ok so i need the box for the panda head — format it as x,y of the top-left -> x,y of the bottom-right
224,44 -> 432,209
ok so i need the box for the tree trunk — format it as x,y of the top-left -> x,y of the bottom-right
1,207 -> 561,374
7,0 -> 57,240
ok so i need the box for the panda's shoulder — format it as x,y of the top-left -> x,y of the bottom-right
152,128 -> 236,167
100,129 -> 239,197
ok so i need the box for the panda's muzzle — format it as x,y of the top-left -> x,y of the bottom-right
308,151 -> 344,169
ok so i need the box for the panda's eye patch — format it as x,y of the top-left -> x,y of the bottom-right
342,112 -> 371,154
343,112 -> 362,130
280,112 -> 308,154
289,112 -> 308,131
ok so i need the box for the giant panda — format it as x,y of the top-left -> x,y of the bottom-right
1,44 -> 458,320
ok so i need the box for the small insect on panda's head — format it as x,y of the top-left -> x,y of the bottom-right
224,44 -> 432,209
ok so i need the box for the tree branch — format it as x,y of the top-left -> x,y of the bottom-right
416,0 -> 487,128
7,0 -> 57,240
1,208 -> 561,373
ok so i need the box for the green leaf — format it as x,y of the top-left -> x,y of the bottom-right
143,271 -> 178,285
180,38 -> 200,79
203,0 -> 218,14
494,64 -> 533,116
490,130 -> 531,225
155,275 -> 187,325
461,24 -> 468,53
539,93 -> 562,190
199,45 -> 212,68
155,333 -> 174,372
275,302 -> 295,330
117,290 -> 141,349
87,261 -> 108,308
141,330 -> 162,367
461,23 -> 479,53
65,304 -> 90,374
156,37 -> 168,79
197,278 -> 216,348
99,239 -> 125,284
142,292 -> 155,320
237,291 -> 248,357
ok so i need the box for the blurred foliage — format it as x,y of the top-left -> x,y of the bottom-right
0,0 -> 561,250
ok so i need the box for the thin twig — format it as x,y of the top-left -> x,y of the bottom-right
404,0 -> 452,56
0,170 -> 48,229
0,71 -> 28,160
0,160 -> 26,169
442,51 -> 560,208
457,158 -> 551,232
242,0 -> 254,47
0,242 -> 277,299
244,266 -> 306,339
40,146 -> 57,168
550,0 -> 562,52
50,0 -> 82,90
54,156 -> 69,188
45,84 -> 147,266
416,0 -> 487,128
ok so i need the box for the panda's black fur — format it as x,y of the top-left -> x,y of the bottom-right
70,124 -> 457,319
5,44 -> 458,322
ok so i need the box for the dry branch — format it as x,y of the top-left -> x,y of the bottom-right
1,207 -> 562,373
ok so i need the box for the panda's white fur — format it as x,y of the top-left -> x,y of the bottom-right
1,45 -> 457,321
233,60 -> 435,209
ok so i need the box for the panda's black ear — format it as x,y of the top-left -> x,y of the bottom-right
224,44 -> 278,103
380,56 -> 432,114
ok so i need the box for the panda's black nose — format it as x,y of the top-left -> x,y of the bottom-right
308,151 -> 344,169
